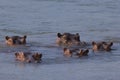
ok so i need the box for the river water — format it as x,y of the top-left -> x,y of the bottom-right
0,0 -> 120,80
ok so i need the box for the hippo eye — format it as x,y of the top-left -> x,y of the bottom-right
62,35 -> 70,40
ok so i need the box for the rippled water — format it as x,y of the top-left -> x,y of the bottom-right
0,0 -> 120,80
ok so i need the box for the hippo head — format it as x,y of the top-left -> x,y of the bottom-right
102,42 -> 113,51
92,41 -> 113,51
56,33 -> 80,46
32,53 -> 42,63
5,35 -> 27,45
15,52 -> 28,62
82,49 -> 89,56
92,41 -> 103,51
63,48 -> 73,57
76,49 -> 89,57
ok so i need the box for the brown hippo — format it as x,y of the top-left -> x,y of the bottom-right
63,48 -> 89,57
92,41 -> 113,51
15,52 -> 42,63
56,33 -> 81,46
63,48 -> 73,57
5,35 -> 27,45
76,49 -> 89,57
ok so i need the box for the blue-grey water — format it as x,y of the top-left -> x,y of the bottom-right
0,0 -> 120,80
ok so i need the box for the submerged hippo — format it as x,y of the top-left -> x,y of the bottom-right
56,33 -> 87,46
63,48 -> 73,57
5,35 -> 27,45
15,52 -> 42,63
92,41 -> 113,51
63,48 -> 89,57
76,49 -> 89,57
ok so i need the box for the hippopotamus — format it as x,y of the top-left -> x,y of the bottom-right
15,52 -> 42,63
76,49 -> 89,57
63,48 -> 73,57
92,41 -> 113,51
56,33 -> 87,46
5,35 -> 27,45
63,48 -> 89,57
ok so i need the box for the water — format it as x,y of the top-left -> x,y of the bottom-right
0,0 -> 120,80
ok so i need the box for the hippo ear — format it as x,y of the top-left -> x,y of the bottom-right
75,33 -> 80,41
57,33 -> 62,38
85,49 -> 89,53
23,35 -> 27,39
15,53 -> 18,56
92,41 -> 96,45
76,33 -> 79,36
79,49 -> 84,56
63,48 -> 67,52
109,42 -> 113,47
78,49 -> 82,54
5,36 -> 9,40
83,49 -> 89,56
39,54 -> 42,58
80,49 -> 83,53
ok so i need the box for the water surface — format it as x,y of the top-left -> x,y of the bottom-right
0,0 -> 120,80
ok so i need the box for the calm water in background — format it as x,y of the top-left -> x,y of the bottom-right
0,0 -> 120,80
